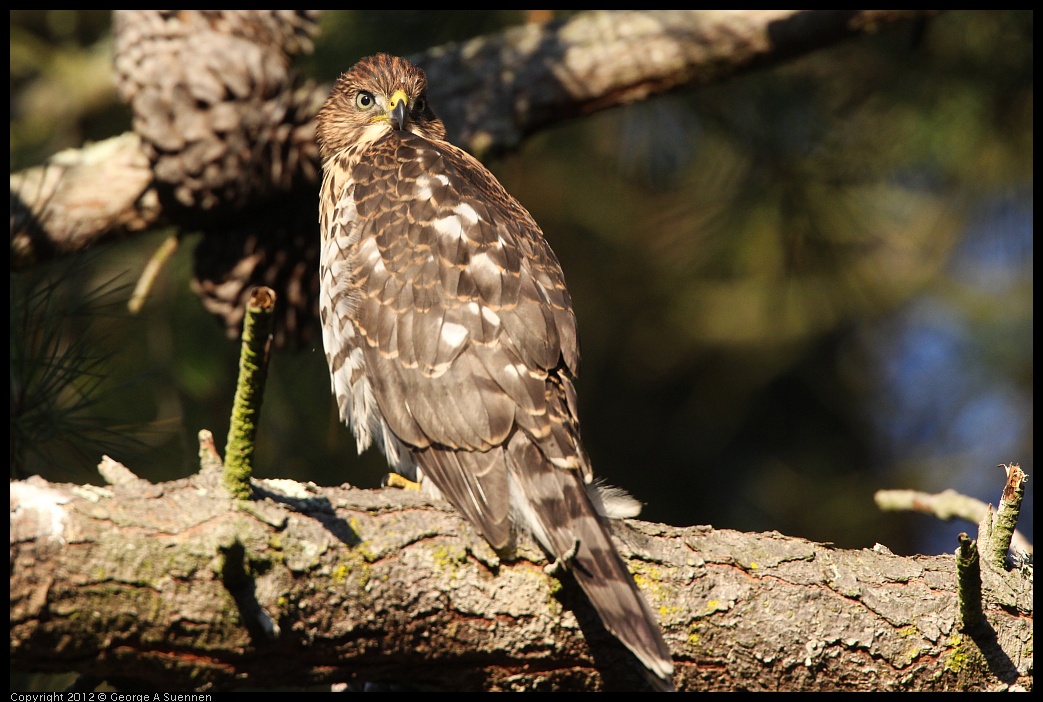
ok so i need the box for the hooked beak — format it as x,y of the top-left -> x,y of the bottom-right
388,90 -> 409,131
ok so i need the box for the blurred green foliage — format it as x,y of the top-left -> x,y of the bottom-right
9,11 -> 1032,556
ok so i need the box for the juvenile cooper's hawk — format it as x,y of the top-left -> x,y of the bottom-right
317,54 -> 674,689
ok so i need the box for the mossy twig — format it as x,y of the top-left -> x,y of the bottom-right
955,532 -> 984,634
223,287 -> 276,499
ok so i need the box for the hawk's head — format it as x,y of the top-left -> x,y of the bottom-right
317,53 -> 447,161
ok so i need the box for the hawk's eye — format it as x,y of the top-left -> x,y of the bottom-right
355,91 -> 375,109
413,96 -> 427,115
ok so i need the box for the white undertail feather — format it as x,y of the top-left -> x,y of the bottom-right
588,479 -> 643,520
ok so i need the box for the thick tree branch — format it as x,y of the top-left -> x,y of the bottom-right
10,133 -> 163,268
10,10 -> 937,270
421,10 -> 936,158
10,457 -> 1032,692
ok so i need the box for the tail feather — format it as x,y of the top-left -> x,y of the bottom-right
414,444 -> 512,550
504,432 -> 675,689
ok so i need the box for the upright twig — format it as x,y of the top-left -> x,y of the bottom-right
223,287 -> 276,499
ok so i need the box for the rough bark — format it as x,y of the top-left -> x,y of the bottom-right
10,456 -> 1033,692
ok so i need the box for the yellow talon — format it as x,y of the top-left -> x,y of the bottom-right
384,473 -> 421,491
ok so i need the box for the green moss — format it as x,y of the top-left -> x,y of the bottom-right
896,645 -> 923,668
943,634 -> 970,673
658,603 -> 682,622
633,564 -> 672,608
355,542 -> 378,563
330,551 -> 374,591
687,622 -> 713,654
431,544 -> 468,575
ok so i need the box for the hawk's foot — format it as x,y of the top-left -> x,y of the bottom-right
543,538 -> 581,576
383,473 -> 421,491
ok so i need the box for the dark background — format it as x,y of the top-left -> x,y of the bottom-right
10,11 -> 1033,559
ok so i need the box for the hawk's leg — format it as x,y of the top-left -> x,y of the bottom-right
383,473 -> 421,491
544,538 -> 582,576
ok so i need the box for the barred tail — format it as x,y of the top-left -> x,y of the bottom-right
504,432 -> 675,690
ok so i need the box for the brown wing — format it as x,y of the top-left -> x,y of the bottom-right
347,130 -> 583,546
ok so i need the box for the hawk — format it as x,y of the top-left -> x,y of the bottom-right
316,53 -> 674,690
